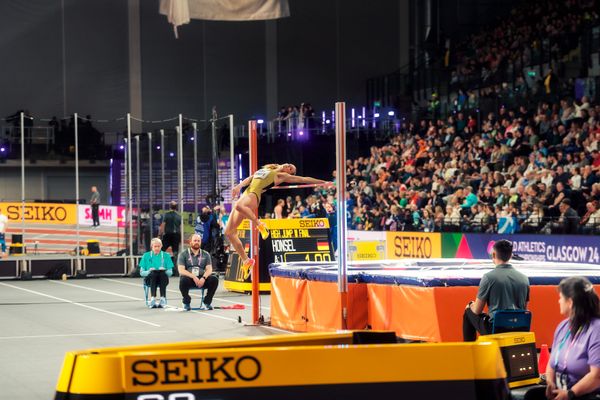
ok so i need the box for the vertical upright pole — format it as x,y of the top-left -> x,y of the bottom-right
177,115 -> 184,247
160,129 -> 165,211
74,113 -> 80,257
123,137 -> 128,255
193,122 -> 198,217
20,112 -> 25,241
211,111 -> 218,205
127,114 -> 133,256
147,132 -> 153,240
229,114 -> 235,199
135,135 -> 141,252
248,120 -> 260,324
335,102 -> 348,330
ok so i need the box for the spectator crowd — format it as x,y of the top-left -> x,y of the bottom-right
269,90 -> 600,236
263,0 -> 600,236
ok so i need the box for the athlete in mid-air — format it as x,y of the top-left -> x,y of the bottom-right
224,163 -> 331,274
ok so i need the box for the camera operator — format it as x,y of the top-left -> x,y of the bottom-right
195,206 -> 219,253
308,194 -> 327,218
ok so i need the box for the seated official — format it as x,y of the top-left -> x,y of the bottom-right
139,238 -> 174,308
463,239 -> 530,341
177,233 -> 218,311
545,276 -> 600,400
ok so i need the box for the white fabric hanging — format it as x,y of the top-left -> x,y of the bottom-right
160,0 -> 290,38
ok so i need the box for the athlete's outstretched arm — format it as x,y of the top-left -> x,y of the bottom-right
278,173 -> 331,186
232,175 -> 253,199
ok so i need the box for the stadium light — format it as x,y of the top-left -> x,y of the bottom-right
362,107 -> 366,127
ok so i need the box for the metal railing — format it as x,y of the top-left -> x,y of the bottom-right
1,126 -> 55,152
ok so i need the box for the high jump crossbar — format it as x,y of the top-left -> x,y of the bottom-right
271,183 -> 323,190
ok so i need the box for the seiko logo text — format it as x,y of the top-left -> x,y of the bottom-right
298,220 -> 325,228
131,356 -> 261,386
393,236 -> 432,258
6,205 -> 68,222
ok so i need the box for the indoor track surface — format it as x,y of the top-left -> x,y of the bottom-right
0,277 -> 281,399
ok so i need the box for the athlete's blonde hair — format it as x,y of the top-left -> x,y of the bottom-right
260,163 -> 296,174
261,164 -> 280,170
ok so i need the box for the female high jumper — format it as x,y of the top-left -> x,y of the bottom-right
224,163 -> 331,272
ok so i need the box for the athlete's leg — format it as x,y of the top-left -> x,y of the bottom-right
224,206 -> 249,262
232,194 -> 260,226
233,194 -> 269,239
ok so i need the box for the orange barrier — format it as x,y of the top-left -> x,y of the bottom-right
306,281 -> 368,331
270,277 -> 368,332
271,276 -> 574,346
270,277 -> 308,331
367,284 -> 568,345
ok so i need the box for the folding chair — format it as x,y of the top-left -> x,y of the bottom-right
188,287 -> 206,309
491,309 -> 532,334
143,276 -> 167,308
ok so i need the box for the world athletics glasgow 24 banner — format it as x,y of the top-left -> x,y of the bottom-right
442,233 -> 600,264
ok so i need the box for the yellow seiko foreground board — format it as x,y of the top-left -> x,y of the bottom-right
54,331 -> 540,400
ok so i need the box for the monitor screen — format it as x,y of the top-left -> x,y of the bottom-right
501,343 -> 539,382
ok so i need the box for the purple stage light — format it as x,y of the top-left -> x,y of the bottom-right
257,119 -> 264,124
169,152 -> 175,157
374,113 -> 380,118
388,111 -> 395,117
0,147 -> 5,152
156,145 -> 160,150
119,145 -> 124,150
298,131 -> 304,136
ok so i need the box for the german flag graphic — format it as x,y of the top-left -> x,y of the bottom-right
317,241 -> 329,251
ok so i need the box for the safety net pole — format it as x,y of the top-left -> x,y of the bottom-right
248,120 -> 260,324
335,101 -> 348,330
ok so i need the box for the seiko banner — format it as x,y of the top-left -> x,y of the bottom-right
453,234 -> 600,264
0,202 -> 77,224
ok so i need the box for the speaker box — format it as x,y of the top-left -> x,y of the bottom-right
87,240 -> 100,255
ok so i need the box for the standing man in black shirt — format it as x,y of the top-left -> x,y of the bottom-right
90,186 -> 101,227
177,234 -> 219,311
160,201 -> 182,255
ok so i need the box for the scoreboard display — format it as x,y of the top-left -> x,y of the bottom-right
224,218 -> 333,293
